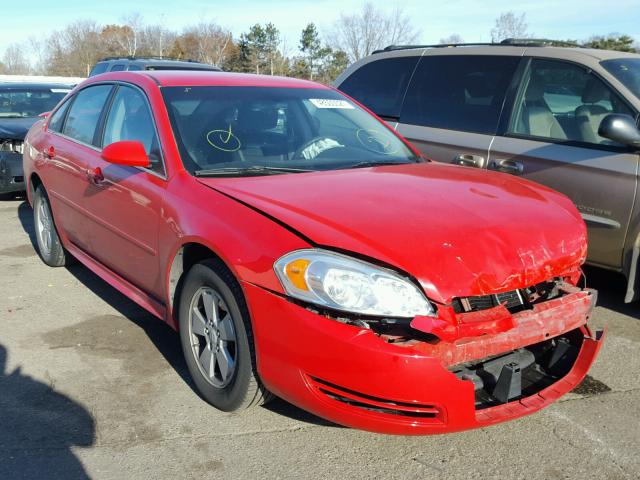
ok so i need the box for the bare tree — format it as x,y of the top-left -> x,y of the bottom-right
330,3 -> 420,62
490,12 -> 530,43
1,44 -> 31,74
183,22 -> 233,66
439,34 -> 464,45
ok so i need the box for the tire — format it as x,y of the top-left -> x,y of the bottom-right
178,259 -> 272,411
33,185 -> 67,267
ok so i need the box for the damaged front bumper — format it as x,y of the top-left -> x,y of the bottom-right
244,281 -> 604,435
0,151 -> 25,194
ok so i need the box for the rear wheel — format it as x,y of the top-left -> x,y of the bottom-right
179,259 -> 271,411
33,185 -> 67,267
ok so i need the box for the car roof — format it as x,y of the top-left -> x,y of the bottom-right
115,70 -> 328,89
371,44 -> 640,62
96,58 -> 221,70
0,82 -> 75,89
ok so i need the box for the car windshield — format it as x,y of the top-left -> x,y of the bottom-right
162,86 -> 419,176
0,87 -> 71,118
601,58 -> 640,101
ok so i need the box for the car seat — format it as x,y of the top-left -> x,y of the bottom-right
575,78 -> 611,144
517,80 -> 568,140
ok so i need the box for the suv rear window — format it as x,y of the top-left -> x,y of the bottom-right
338,57 -> 419,119
400,55 -> 520,135
89,62 -> 109,77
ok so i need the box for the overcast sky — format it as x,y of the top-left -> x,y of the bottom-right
3,0 -> 639,56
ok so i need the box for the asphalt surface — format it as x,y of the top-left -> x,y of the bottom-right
1,195 -> 639,480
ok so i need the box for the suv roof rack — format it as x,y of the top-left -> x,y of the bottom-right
99,56 -> 202,63
373,38 -> 581,54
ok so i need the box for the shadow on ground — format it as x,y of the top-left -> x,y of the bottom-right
16,200 -> 335,428
0,344 -> 95,480
583,265 -> 640,320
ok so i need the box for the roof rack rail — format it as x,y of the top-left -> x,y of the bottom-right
373,39 -> 581,54
99,56 -> 202,63
500,38 -> 581,47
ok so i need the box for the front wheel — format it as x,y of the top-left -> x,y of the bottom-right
178,259 -> 271,411
33,185 -> 68,267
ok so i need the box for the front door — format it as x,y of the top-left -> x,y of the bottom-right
489,57 -> 639,269
80,84 -> 167,299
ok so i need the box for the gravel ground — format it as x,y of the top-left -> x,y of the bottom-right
1,196 -> 639,480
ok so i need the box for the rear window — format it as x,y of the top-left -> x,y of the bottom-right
338,57 -> 419,119
400,55 -> 520,135
89,62 -> 109,77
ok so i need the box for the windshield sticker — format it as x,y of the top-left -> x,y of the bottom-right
356,129 -> 399,155
206,125 -> 242,152
309,98 -> 354,109
50,89 -> 72,93
300,138 -> 344,160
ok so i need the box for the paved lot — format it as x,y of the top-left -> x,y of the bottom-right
1,195 -> 639,480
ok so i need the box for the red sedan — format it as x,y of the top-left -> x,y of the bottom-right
23,71 -> 603,434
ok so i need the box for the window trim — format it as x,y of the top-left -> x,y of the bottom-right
500,56 -> 640,153
398,54 -> 524,136
50,83 -> 115,152
100,81 -> 168,179
49,81 -> 168,180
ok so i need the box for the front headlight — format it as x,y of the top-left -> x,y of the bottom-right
274,249 -> 435,317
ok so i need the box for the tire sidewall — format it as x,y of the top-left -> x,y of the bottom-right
179,262 -> 254,411
33,186 -> 65,267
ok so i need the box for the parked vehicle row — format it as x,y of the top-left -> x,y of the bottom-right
0,82 -> 74,197
335,42 -> 640,301
22,69 -> 603,434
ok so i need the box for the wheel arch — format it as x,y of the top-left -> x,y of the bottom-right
28,172 -> 43,205
166,240 -> 240,329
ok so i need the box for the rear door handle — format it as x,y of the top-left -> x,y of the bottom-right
491,158 -> 524,175
454,153 -> 485,168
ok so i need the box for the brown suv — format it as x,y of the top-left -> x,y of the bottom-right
335,41 -> 640,301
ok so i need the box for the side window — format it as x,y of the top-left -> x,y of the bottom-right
63,85 -> 113,146
127,64 -> 143,71
48,99 -> 71,133
109,64 -> 126,72
103,86 -> 164,174
400,55 -> 520,135
508,58 -> 635,146
338,57 -> 419,119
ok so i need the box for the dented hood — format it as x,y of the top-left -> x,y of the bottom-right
198,163 -> 587,304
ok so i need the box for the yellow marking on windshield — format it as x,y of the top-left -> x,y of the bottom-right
206,125 -> 242,152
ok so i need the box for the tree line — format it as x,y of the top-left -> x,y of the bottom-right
0,6 -> 637,82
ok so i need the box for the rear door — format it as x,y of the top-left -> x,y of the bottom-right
396,50 -> 524,168
489,56 -> 640,269
44,84 -> 114,250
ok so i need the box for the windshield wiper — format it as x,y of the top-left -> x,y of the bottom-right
194,165 -> 314,177
344,160 -> 416,170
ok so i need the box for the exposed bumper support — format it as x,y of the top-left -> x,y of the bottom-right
0,152 -> 25,194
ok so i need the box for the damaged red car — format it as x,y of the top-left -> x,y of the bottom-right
23,71 -> 604,434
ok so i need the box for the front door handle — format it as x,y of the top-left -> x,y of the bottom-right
491,158 -> 524,175
454,153 -> 485,168
86,167 -> 104,185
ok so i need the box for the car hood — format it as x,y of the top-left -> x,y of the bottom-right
198,163 -> 587,304
0,117 -> 39,140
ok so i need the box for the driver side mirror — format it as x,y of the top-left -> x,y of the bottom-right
101,141 -> 151,168
598,114 -> 640,148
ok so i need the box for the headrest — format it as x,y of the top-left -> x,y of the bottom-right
525,79 -> 546,102
582,78 -> 608,103
238,105 -> 279,131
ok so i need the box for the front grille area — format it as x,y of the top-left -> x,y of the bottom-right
452,279 -> 565,314
453,289 -> 525,313
0,140 -> 24,154
309,376 -> 443,421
